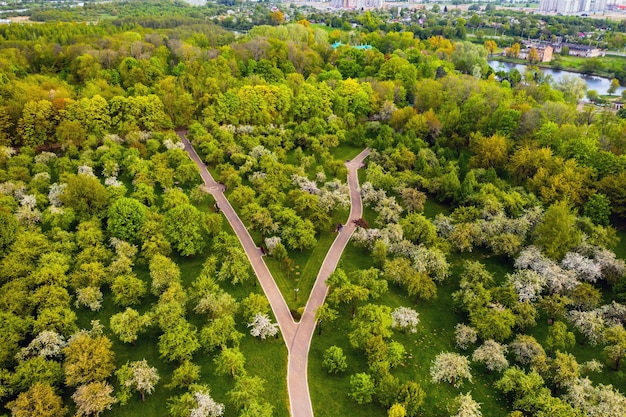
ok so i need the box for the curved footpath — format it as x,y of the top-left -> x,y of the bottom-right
179,131 -> 369,417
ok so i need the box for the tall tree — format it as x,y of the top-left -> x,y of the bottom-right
214,347 -> 246,378
533,200 -> 581,261
63,333 -> 115,386
604,324 -> 626,371
7,382 -> 67,417
164,204 -> 208,256
109,308 -> 152,345
107,197 -> 147,243
60,174 -> 108,220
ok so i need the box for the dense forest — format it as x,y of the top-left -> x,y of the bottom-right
1,1 -> 626,417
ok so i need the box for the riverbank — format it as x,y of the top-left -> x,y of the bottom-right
489,53 -> 626,82
488,58 -> 626,96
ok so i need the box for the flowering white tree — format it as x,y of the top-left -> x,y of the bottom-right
360,182 -> 387,207
48,183 -> 66,207
75,287 -> 103,311
581,359 -> 604,374
264,236 -> 282,256
472,340 -> 509,373
449,392 -> 482,417
163,139 -> 185,151
15,197 -> 42,226
104,177 -> 123,187
190,387 -> 225,417
248,313 -> 279,340
249,145 -> 273,159
291,173 -> 320,195
318,185 -> 350,213
568,310 -> 606,346
596,302 -> 626,327
561,252 -> 603,283
509,335 -> 545,366
117,359 -> 160,402
375,196 -> 404,225
564,377 -> 626,417
72,381 -> 117,417
515,246 -> 579,294
16,331 -> 66,361
391,307 -> 420,334
507,270 -> 546,302
455,324 -> 478,351
430,352 -> 472,388
593,247 -> 626,282
78,165 -> 96,177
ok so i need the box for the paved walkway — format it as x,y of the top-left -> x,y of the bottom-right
179,131 -> 369,417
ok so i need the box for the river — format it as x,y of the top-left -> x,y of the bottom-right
488,60 -> 625,97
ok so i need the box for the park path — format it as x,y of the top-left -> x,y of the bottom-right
179,131 -> 369,417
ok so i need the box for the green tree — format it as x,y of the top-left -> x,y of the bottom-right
349,373 -> 375,404
228,375 -> 266,411
63,333 -> 115,386
469,132 -> 509,169
0,312 -> 29,367
583,193 -> 611,226
111,274 -> 147,307
164,204 -> 208,256
11,356 -> 64,392
0,209 -> 19,254
604,324 -> 626,371
323,346 -> 348,374
396,381 -> 426,417
107,198 -> 147,243
166,360 -> 201,389
608,78 -> 620,96
18,100 -> 55,148
400,213 -> 437,245
109,308 -> 152,345
7,382 -> 67,417
533,200 -> 581,261
349,304 -> 393,349
470,306 -> 516,342
581,58 -> 604,75
546,321 -> 575,355
315,304 -> 338,336
241,293 -> 270,323
214,347 -> 246,378
158,320 -> 201,362
149,254 -> 181,296
61,174 -> 108,220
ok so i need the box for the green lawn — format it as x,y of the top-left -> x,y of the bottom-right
265,227 -> 343,313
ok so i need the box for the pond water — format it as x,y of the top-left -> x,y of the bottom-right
488,60 -> 625,97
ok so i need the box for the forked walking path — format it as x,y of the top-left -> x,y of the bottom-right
179,131 -> 369,417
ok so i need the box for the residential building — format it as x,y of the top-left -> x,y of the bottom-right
518,45 -> 554,62
539,0 -> 608,13
552,43 -> 605,57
